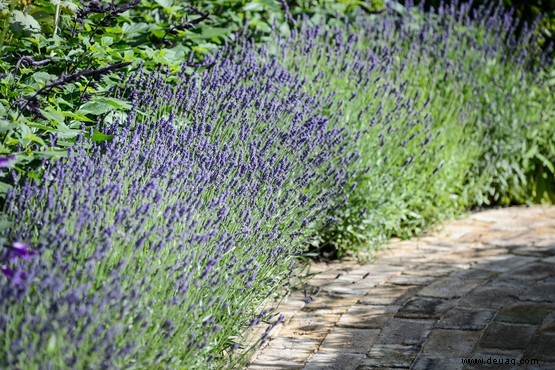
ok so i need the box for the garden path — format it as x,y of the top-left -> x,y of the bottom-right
246,205 -> 555,369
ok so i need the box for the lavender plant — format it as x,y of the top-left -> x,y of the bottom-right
0,47 -> 358,368
262,0 -> 553,254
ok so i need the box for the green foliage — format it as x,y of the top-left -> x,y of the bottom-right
518,66 -> 555,204
0,0 -> 137,197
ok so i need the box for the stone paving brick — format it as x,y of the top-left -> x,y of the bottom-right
249,337 -> 320,364
332,275 -> 367,286
450,268 -> 498,281
307,278 -> 343,287
276,296 -> 306,311
246,206 -> 555,369
303,352 -> 368,370
301,294 -> 359,315
472,255 -> 538,273
323,285 -> 374,297
541,207 -> 555,218
495,301 -> 555,325
506,259 -> 555,276
460,246 -> 512,258
491,224 -> 531,233
365,264 -> 407,274
534,224 -> 555,234
372,252 -> 420,262
281,314 -> 340,340
319,274 -> 351,286
403,263 -> 458,277
388,274 -> 438,286
344,267 -> 381,280
435,222 -> 489,240
350,276 -> 385,290
524,333 -> 555,362
480,322 -> 537,350
535,238 -> 555,249
539,313 -> 555,334
460,230 -> 526,244
274,301 -> 307,324
431,253 -> 488,266
468,208 -> 517,222
305,261 -> 332,274
282,290 -> 313,309
412,244 -> 456,253
381,241 -> 417,254
458,283 -> 522,309
395,254 -> 439,264
309,268 -> 356,283
358,284 -> 420,306
440,262 -> 475,270
364,343 -> 421,368
248,361 -> 304,370
395,296 -> 456,319
336,304 -> 399,329
375,318 -> 434,346
421,329 -> 481,356
318,327 -> 380,354
437,307 -> 495,330
418,276 -> 482,299
510,243 -> 555,257
411,357 -> 465,370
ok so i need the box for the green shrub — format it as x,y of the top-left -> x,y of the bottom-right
0,0 -> 141,197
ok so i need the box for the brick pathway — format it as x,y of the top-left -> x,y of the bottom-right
246,206 -> 555,369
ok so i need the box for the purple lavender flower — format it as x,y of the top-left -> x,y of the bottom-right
8,242 -> 38,261
1,264 -> 14,278
0,155 -> 15,168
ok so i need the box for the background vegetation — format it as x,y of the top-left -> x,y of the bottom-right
407,0 -> 555,54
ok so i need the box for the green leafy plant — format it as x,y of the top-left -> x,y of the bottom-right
0,0 -> 141,197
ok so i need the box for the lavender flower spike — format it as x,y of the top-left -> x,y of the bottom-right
0,155 -> 15,168
10,242 -> 38,261
1,265 -> 14,278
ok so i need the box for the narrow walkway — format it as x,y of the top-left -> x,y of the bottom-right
246,206 -> 555,369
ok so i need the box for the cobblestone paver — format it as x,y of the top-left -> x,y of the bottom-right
246,206 -> 555,369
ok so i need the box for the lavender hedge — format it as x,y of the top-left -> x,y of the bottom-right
261,0 -> 554,254
0,48 -> 359,368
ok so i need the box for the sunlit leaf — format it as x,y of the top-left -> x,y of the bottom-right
11,11 -> 41,33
